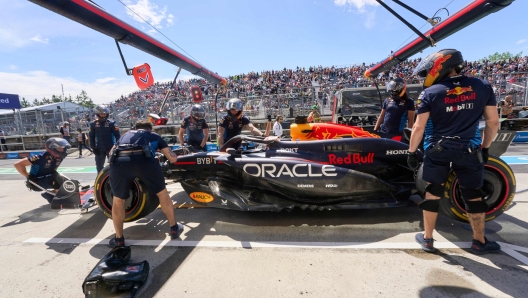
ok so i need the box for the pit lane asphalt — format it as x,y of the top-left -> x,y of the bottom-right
0,146 -> 527,297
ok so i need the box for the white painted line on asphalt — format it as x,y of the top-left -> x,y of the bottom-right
500,243 -> 528,266
23,238 -> 528,265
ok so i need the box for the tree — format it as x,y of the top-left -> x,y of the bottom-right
52,95 -> 62,103
75,90 -> 95,108
20,97 -> 31,108
41,97 -> 52,105
483,51 -> 523,62
32,98 -> 41,106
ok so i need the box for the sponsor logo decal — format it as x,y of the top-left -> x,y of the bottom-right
326,184 -> 338,188
386,150 -> 408,155
297,184 -> 314,188
444,92 -> 476,104
446,86 -> 473,96
126,266 -> 140,272
328,153 -> 374,165
277,148 -> 298,153
190,192 -> 214,203
446,103 -> 473,112
197,157 -> 217,165
63,180 -> 76,193
221,199 -> 228,206
243,163 -> 338,178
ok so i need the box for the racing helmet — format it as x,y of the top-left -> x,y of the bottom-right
226,98 -> 243,120
45,137 -> 71,159
94,106 -> 109,121
191,104 -> 206,120
413,49 -> 465,88
386,78 -> 407,99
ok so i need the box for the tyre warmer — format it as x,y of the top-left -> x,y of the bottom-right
82,246 -> 149,298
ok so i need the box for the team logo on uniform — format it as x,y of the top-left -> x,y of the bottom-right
446,86 -> 473,96
30,155 -> 40,162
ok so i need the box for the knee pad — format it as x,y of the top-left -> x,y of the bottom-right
460,187 -> 486,201
465,200 -> 489,213
425,183 -> 444,197
418,199 -> 440,212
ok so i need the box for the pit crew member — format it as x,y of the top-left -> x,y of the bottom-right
407,49 -> 500,254
179,104 -> 209,151
374,78 -> 415,134
89,106 -> 120,173
217,98 -> 270,149
108,120 -> 182,247
13,138 -> 71,203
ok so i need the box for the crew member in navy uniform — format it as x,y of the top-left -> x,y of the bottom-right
217,98 -> 269,149
89,106 -> 120,173
178,104 -> 209,151
374,78 -> 415,135
407,49 -> 500,254
108,120 -> 183,247
13,138 -> 71,203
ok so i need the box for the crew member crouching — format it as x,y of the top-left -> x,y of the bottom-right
14,138 -> 71,203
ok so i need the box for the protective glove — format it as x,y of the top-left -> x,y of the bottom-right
482,147 -> 489,164
26,175 -> 39,190
92,148 -> 100,155
407,152 -> 419,170
267,115 -> 272,122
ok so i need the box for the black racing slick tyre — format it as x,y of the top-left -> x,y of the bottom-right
440,156 -> 516,223
94,165 -> 160,222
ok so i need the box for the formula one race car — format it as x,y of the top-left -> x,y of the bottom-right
93,134 -> 516,223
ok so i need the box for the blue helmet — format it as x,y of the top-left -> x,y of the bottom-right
94,106 -> 109,121
191,104 -> 206,120
45,137 -> 71,159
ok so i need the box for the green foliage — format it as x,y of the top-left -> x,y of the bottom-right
75,90 -> 95,108
25,90 -> 95,108
20,97 -> 31,108
51,95 -> 62,103
483,51 -> 524,62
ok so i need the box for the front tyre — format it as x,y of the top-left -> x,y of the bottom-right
94,165 -> 160,222
440,156 -> 516,223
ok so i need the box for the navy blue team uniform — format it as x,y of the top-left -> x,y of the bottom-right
380,97 -> 415,134
27,152 -> 66,190
89,119 -> 120,173
218,114 -> 250,149
109,130 -> 167,199
181,116 -> 208,150
418,75 -> 496,188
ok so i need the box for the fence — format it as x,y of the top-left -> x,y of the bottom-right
0,106 -> 93,137
1,71 -> 526,150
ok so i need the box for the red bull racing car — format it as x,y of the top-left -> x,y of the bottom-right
93,134 -> 516,224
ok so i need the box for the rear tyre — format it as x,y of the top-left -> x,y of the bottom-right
94,165 -> 160,222
440,156 -> 516,223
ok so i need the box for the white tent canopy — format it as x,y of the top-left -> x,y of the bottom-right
0,102 -> 88,115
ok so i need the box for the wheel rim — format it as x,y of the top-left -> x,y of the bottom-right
98,175 -> 141,214
452,165 -> 510,215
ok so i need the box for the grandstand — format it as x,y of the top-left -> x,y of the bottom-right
2,55 -> 527,138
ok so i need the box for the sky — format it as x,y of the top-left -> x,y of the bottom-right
1,0 -> 527,104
